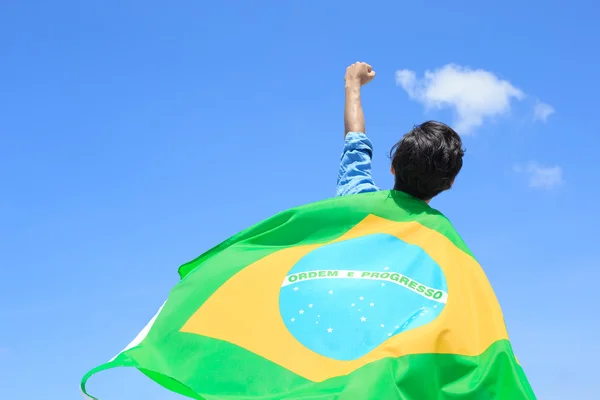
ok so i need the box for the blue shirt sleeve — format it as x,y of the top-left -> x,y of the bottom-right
336,132 -> 380,197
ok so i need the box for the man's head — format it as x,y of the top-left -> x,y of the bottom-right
390,121 -> 464,202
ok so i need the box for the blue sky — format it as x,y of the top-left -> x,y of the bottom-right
1,1 -> 599,399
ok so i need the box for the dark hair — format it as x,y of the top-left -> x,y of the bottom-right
390,121 -> 464,200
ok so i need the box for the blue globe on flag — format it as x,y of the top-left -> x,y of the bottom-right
279,233 -> 448,361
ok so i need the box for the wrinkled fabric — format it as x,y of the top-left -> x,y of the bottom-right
336,132 -> 380,197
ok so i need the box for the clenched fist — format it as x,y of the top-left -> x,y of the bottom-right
345,62 -> 376,87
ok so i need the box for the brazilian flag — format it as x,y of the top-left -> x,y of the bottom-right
81,191 -> 536,399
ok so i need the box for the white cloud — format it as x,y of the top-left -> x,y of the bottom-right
514,162 -> 563,189
533,100 -> 555,122
396,64 -> 525,134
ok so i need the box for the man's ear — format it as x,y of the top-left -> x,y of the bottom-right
391,166 -> 395,176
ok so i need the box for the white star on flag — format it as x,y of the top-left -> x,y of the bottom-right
291,318 -> 295,322
387,333 -> 392,337
293,287 -> 299,291
359,296 -> 364,300
328,290 -> 334,295
308,304 -> 313,308
299,309 -> 304,314
384,267 -> 390,271
351,303 -> 355,307
316,321 -> 319,324
327,327 -> 333,333
360,316 -> 367,322
380,324 -> 385,328
381,283 -> 385,287
369,302 -> 375,307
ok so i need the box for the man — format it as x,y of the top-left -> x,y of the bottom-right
337,62 -> 465,202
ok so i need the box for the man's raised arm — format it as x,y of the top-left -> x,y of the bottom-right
337,62 -> 379,197
344,62 -> 375,136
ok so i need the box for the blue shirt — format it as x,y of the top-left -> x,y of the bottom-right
336,132 -> 380,197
